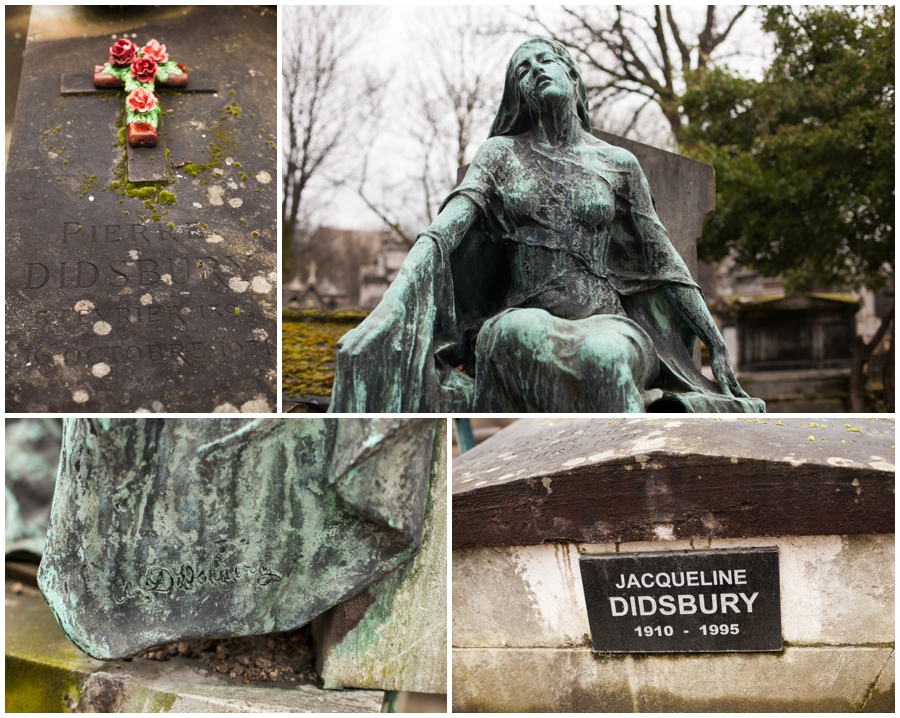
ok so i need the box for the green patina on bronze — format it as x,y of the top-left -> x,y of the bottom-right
329,38 -> 764,414
37,418 -> 437,661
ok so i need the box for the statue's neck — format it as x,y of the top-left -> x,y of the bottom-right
530,96 -> 583,147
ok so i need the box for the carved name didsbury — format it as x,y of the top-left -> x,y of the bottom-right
113,560 -> 283,604
19,222 -> 268,290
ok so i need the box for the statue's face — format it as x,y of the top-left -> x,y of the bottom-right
512,43 -> 574,108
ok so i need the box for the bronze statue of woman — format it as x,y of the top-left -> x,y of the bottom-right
330,38 -> 764,413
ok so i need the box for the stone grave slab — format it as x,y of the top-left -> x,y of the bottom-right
6,6 -> 277,412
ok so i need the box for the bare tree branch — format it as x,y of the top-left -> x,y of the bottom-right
281,6 -> 383,279
526,5 -> 752,142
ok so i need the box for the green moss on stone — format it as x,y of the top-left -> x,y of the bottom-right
157,190 -> 176,206
6,656 -> 82,712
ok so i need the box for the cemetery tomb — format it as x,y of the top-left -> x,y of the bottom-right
452,417 -> 894,712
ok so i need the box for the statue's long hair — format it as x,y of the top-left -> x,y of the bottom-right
488,37 -> 592,138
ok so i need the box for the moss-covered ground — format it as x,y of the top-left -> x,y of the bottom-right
281,309 -> 368,398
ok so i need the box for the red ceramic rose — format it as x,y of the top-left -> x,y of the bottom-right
131,57 -> 158,84
126,88 -> 157,114
109,38 -> 136,67
141,39 -> 169,64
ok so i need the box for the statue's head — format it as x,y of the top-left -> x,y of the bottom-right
489,38 -> 592,138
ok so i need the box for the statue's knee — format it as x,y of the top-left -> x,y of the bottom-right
486,310 -> 541,355
580,332 -> 634,371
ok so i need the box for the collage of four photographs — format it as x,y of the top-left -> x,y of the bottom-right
4,5 -> 895,713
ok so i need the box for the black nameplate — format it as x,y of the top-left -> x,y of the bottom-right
580,548 -> 781,653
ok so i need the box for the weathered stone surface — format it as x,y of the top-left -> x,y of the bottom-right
313,423 -> 447,694
5,418 -> 61,557
6,6 -> 277,412
38,418 -> 437,660
6,581 -> 384,713
452,646 -> 893,712
452,534 -> 894,649
863,650 -> 895,713
453,543 -> 590,649
453,417 -> 895,547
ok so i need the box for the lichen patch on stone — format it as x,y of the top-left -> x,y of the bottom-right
213,403 -> 240,413
251,276 -> 272,293
92,363 -> 111,378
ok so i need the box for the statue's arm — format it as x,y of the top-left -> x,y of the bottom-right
662,284 -> 750,399
417,194 -> 480,254
619,150 -> 749,399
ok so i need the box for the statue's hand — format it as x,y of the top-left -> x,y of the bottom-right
710,348 -> 751,399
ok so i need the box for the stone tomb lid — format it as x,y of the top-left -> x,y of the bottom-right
452,417 -> 895,548
5,6 -> 277,412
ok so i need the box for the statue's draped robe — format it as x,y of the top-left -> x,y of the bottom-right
330,135 -> 764,413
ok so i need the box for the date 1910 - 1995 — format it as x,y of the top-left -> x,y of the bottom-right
634,623 -> 741,637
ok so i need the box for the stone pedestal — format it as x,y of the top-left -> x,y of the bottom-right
6,581 -> 384,713
452,417 -> 894,712
313,423 -> 447,694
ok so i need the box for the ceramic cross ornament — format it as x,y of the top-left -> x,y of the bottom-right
93,38 -> 188,147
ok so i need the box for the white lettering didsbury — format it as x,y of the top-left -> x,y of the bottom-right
608,592 -> 761,617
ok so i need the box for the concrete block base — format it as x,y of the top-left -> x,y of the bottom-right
452,646 -> 894,712
6,582 -> 384,713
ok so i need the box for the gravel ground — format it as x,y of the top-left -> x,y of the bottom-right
131,625 -> 320,689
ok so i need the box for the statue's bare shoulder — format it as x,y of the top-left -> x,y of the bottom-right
583,133 -> 641,172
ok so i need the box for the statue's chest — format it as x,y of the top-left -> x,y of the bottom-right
496,149 -> 618,231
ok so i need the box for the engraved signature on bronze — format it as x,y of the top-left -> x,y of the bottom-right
112,560 -> 282,603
